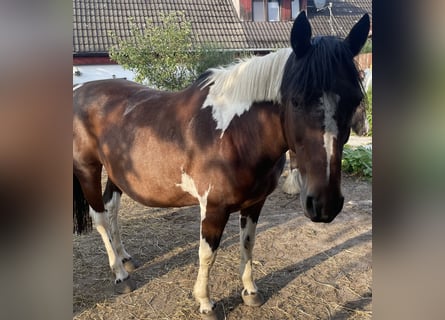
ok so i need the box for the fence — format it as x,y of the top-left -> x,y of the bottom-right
355,53 -> 372,71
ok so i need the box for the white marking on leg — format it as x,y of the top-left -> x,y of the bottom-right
321,93 -> 339,182
176,170 -> 215,313
73,83 -> 83,91
200,48 -> 292,137
364,116 -> 370,135
89,207 -> 128,282
194,237 -> 217,313
105,192 -> 132,261
282,168 -> 301,195
240,216 -> 258,294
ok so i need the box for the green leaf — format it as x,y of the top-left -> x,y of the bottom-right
109,11 -> 248,91
342,145 -> 372,179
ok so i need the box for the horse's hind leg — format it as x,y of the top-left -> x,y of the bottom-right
103,179 -> 139,272
239,200 -> 266,307
75,165 -> 135,293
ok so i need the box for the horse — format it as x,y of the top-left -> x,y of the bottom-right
73,12 -> 369,319
283,99 -> 369,195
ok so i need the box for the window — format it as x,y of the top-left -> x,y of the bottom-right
268,0 -> 280,21
291,0 -> 300,19
253,0 -> 281,22
253,0 -> 266,21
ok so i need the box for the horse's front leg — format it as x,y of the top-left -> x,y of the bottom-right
194,207 -> 229,319
282,150 -> 301,195
239,200 -> 266,307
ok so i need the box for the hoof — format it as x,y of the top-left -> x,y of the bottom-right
241,289 -> 265,307
123,257 -> 140,273
199,306 -> 223,320
114,277 -> 136,294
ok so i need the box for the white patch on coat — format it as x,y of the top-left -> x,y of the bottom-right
73,83 -> 83,91
321,93 -> 340,182
200,48 -> 292,137
176,170 -> 211,221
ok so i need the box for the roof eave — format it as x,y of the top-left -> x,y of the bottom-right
73,52 -> 110,58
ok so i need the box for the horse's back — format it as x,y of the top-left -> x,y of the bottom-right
73,79 -> 154,186
73,79 -> 158,116
73,79 -> 135,162
72,79 -> 209,207
73,79 -> 176,146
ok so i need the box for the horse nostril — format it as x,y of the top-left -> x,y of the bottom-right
304,194 -> 343,223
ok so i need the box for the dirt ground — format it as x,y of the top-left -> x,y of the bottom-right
73,143 -> 372,320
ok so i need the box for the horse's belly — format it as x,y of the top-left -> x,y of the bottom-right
104,157 -> 199,208
112,172 -> 200,208
103,139 -> 285,211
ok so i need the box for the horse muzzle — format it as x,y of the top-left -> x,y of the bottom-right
303,194 -> 344,223
297,172 -> 344,223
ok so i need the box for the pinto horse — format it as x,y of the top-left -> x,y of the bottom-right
73,12 -> 369,319
283,100 -> 369,195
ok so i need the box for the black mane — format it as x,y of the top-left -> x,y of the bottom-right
280,36 -> 363,108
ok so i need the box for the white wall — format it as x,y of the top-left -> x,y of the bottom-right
73,65 -> 137,84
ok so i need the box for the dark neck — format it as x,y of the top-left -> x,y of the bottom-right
227,102 -> 288,163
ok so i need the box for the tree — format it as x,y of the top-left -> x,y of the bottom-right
109,12 -> 242,91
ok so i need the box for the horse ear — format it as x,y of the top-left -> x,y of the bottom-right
344,14 -> 370,56
290,11 -> 312,58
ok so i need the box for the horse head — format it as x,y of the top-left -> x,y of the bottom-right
280,12 -> 370,222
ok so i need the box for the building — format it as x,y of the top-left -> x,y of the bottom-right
73,0 -> 371,83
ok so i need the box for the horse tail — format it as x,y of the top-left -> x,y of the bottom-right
73,174 -> 92,234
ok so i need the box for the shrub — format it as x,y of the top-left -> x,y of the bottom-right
342,145 -> 372,179
195,44 -> 246,76
109,12 -> 247,91
109,12 -> 197,90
